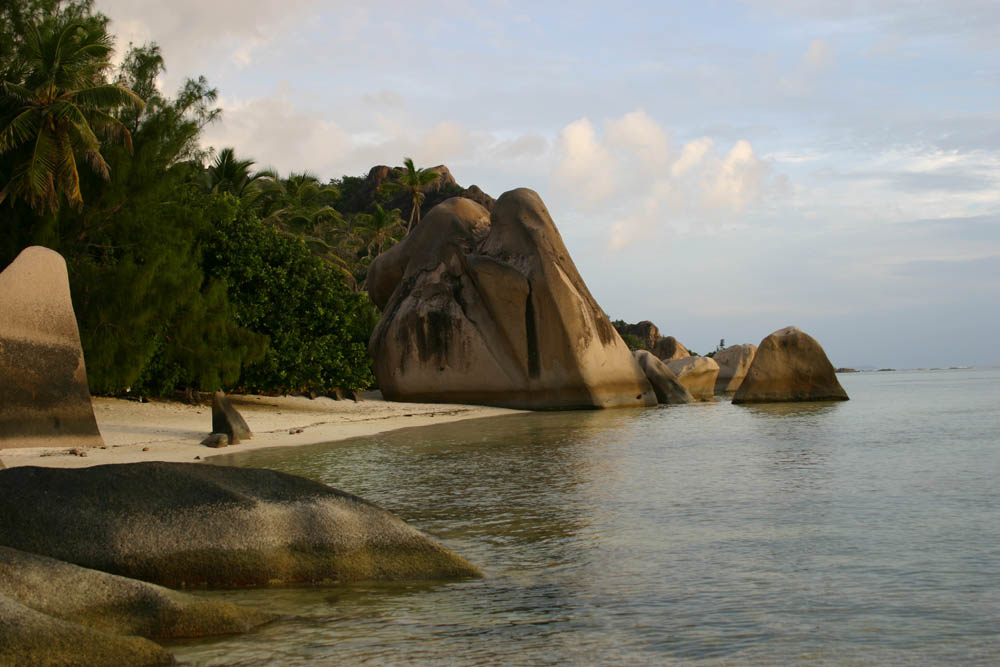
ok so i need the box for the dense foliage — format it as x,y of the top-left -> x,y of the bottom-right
0,0 -> 429,396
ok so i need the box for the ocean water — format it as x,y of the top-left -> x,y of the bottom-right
171,369 -> 1000,665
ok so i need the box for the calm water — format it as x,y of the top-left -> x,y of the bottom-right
172,369 -> 1000,665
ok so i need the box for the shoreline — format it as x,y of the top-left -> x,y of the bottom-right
0,392 -> 524,469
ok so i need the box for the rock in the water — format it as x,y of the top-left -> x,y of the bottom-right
367,190 -> 656,410
0,462 -> 481,588
666,356 -> 719,401
212,390 -> 251,444
632,350 -> 693,404
0,246 -> 103,449
713,344 -> 757,394
732,326 -> 849,403
0,594 -> 171,667
0,546 -> 273,639
653,335 -> 690,361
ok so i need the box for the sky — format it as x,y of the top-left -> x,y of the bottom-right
94,0 -> 1000,369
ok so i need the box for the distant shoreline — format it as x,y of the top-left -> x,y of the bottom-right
0,393 -> 523,469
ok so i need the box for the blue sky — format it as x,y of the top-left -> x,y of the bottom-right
96,0 -> 1000,368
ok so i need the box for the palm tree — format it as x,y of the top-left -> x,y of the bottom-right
387,157 -> 439,232
355,203 -> 404,256
0,19 -> 145,213
203,147 -> 276,198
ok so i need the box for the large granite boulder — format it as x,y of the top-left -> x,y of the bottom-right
653,335 -> 690,361
666,356 -> 719,401
367,190 -> 656,409
632,350 -> 693,404
0,462 -> 481,588
0,594 -> 172,666
0,246 -> 103,449
713,343 -> 757,393
0,546 -> 273,639
732,326 -> 849,403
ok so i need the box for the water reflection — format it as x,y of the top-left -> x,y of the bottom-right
175,374 -> 1000,664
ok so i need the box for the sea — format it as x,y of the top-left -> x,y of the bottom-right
170,368 -> 1000,665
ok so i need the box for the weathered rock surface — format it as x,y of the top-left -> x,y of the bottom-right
733,326 -> 849,404
0,462 -> 481,588
368,190 -> 656,409
666,356 -> 720,401
654,335 -> 690,361
0,546 -> 273,638
212,390 -> 251,443
0,594 -> 171,667
633,350 -> 693,404
0,246 -> 103,449
713,343 -> 757,393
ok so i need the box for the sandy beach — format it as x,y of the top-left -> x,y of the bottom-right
0,393 -> 521,469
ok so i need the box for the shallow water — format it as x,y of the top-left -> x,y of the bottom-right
172,369 -> 1000,665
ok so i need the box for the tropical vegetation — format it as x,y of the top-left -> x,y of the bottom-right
0,0 -> 445,397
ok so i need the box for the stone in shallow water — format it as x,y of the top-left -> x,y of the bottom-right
713,343 -> 757,394
733,326 -> 849,404
633,350 -> 693,404
0,545 -> 274,638
0,593 -> 172,667
0,462 -> 481,588
666,356 -> 719,401
0,246 -> 103,449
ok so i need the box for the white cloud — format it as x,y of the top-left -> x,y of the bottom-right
554,118 -> 618,206
550,111 -> 779,250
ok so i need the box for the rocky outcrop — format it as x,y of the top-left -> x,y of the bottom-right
666,356 -> 719,401
0,246 -> 103,449
0,462 -> 481,588
0,594 -> 172,667
633,350 -> 693,404
615,320 -> 661,351
367,190 -> 656,409
713,344 -> 757,393
0,546 -> 273,638
342,164 -> 495,223
211,390 -> 251,443
653,336 -> 690,361
732,326 -> 849,403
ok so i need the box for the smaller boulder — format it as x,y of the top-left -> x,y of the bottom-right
733,326 -> 849,403
713,344 -> 757,393
653,335 -> 690,361
212,391 -> 251,444
200,433 -> 229,448
632,350 -> 693,404
666,356 -> 719,401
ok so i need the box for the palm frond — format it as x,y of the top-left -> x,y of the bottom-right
0,109 -> 41,152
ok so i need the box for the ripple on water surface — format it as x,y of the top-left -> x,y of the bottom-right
172,369 -> 1000,664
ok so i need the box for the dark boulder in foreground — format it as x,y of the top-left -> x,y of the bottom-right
367,190 -> 656,410
0,594 -> 171,667
632,350 -> 693,404
0,246 -> 103,449
0,545 -> 273,639
0,462 -> 481,588
733,326 -> 849,404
